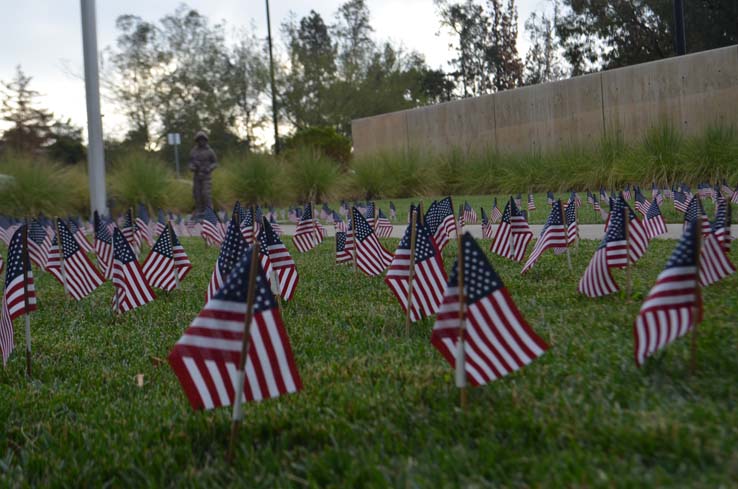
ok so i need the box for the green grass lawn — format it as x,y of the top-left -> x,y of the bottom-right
321,193 -> 716,225
1,236 -> 737,487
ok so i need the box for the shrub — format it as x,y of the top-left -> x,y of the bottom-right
218,153 -> 284,206
283,127 -> 352,166
0,152 -> 83,216
284,148 -> 340,203
108,151 -> 176,214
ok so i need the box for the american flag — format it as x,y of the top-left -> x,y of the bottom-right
600,187 -> 608,202
578,199 -> 632,298
462,201 -> 478,224
570,191 -> 582,209
389,201 -> 397,220
698,182 -> 712,200
732,185 -> 738,204
201,207 -> 224,247
527,193 -> 536,211
622,198 -> 650,264
319,203 -> 331,221
521,200 -> 568,274
112,227 -> 156,313
260,217 -> 299,301
623,184 -> 632,200
490,199 -> 514,259
93,211 -> 114,279
424,197 -> 456,252
514,194 -> 522,208
431,232 -> 548,387
480,207 -> 493,239
236,202 -> 256,244
1,225 -> 38,366
385,210 -> 447,322
586,191 -> 595,206
633,219 -> 701,366
490,198 -> 532,262
490,198 -> 502,223
269,215 -> 282,236
685,198 -> 736,286
547,191 -> 555,206
332,211 -> 347,233
206,215 -> 248,303
67,216 -> 94,254
27,218 -> 50,270
578,238 -> 620,298
365,201 -> 376,226
292,203 -> 321,253
335,231 -> 352,264
351,207 -> 392,276
712,197 -> 732,254
154,209 -> 167,238
122,208 -> 141,255
168,247 -> 302,410
554,197 -> 578,255
375,209 -> 394,238
143,224 -> 183,291
644,200 -> 668,239
592,193 -> 602,214
634,186 -> 651,216
46,219 -> 105,301
136,204 -> 154,247
674,189 -> 688,213
651,182 -> 659,199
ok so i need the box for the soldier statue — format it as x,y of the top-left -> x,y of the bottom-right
189,130 -> 217,216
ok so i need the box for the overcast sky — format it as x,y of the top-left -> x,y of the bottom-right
0,0 -> 550,140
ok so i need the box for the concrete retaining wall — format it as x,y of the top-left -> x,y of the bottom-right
351,45 -> 738,157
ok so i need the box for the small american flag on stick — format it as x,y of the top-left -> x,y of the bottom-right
634,219 -> 701,366
94,211 -> 113,279
521,200 -> 568,274
385,207 -> 447,323
259,217 -> 299,301
1,225 -> 38,367
431,232 -> 549,387
351,207 -> 392,276
168,245 -> 302,410
46,219 -> 105,301
292,204 -> 321,253
207,215 -> 248,303
112,228 -> 156,313
424,197 -> 456,252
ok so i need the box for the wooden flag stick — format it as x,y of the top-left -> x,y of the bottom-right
559,203 -> 572,271
450,197 -> 468,409
167,221 -> 180,290
227,242 -> 260,464
22,220 -> 32,377
623,204 -> 632,300
405,206 -> 418,336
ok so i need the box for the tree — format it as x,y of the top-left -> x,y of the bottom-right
555,1 -> 738,74
1,66 -> 54,153
106,15 -> 165,147
332,0 -> 374,84
47,119 -> 86,164
229,29 -> 270,151
281,11 -> 337,129
436,0 -> 523,97
523,3 -> 567,85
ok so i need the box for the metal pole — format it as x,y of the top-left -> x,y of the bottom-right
80,0 -> 107,218
265,0 -> 280,154
673,0 -> 686,55
174,143 -> 180,179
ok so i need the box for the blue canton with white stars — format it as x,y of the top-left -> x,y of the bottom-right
398,216 -> 437,264
152,227 -> 173,258
113,228 -> 137,264
336,231 -> 347,251
446,233 -> 505,304
56,219 -> 81,259
95,213 -> 112,244
218,217 -> 247,274
28,219 -> 47,246
5,225 -> 31,286
214,247 -> 276,312
352,207 -> 375,242
666,219 -> 698,268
